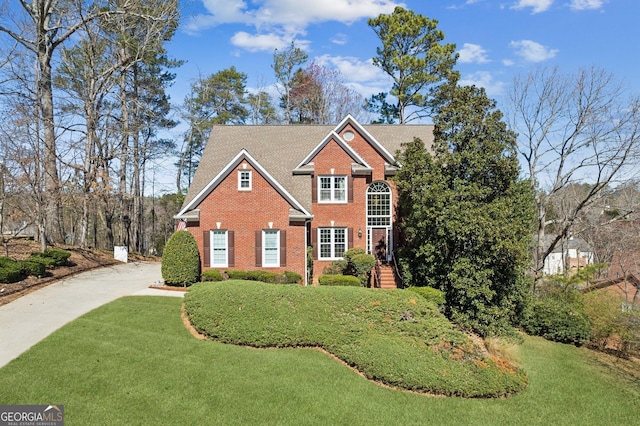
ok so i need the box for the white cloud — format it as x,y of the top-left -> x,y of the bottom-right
570,0 -> 604,11
187,0 -> 401,32
510,40 -> 558,62
511,0 -> 553,14
458,43 -> 489,64
331,33 -> 348,46
459,72 -> 507,97
230,32 -> 290,52
314,55 -> 388,83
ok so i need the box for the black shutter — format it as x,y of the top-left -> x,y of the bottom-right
348,176 -> 354,203
312,175 -> 317,203
348,228 -> 353,249
311,227 -> 318,260
203,230 -> 210,267
280,230 -> 287,267
228,231 -> 235,267
255,230 -> 262,267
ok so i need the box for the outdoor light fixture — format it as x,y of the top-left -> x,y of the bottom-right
358,228 -> 362,238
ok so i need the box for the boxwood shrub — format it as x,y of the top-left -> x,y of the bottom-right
201,269 -> 224,282
30,248 -> 72,267
225,269 -> 302,284
0,257 -> 24,283
161,230 -> 201,287
20,259 -> 47,277
318,274 -> 361,286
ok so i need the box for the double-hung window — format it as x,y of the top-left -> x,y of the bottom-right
318,176 -> 346,203
262,230 -> 280,267
318,228 -> 347,260
211,230 -> 228,267
238,170 -> 252,191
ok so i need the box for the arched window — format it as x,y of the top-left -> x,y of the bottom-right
367,181 -> 391,226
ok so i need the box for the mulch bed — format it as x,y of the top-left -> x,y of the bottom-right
0,239 -> 156,307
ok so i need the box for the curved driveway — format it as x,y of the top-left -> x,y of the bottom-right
0,261 -> 182,369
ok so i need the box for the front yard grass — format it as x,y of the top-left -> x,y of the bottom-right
0,295 -> 637,425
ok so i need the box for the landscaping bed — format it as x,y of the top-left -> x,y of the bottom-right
184,280 -> 528,397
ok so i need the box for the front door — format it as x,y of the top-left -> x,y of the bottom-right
372,228 -> 387,262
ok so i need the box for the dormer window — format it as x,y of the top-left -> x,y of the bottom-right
238,170 -> 252,191
319,176 -> 346,203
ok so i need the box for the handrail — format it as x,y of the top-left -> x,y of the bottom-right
391,252 -> 404,289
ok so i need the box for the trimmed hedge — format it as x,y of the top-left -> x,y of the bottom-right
407,286 -> 445,306
0,257 -> 24,283
201,269 -> 224,282
31,248 -> 71,267
20,259 -> 47,277
225,269 -> 301,284
318,274 -> 361,286
161,231 -> 201,287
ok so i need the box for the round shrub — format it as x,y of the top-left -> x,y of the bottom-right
349,253 -> 376,285
323,260 -> 347,275
226,270 -> 248,280
318,274 -> 361,286
407,286 -> 445,306
20,259 -> 47,277
31,248 -> 71,267
26,255 -> 56,269
161,230 -> 201,287
283,271 -> 302,284
201,269 -> 224,282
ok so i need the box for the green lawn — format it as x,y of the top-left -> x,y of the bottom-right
0,296 -> 638,425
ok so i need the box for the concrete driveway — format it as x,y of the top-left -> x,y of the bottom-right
0,261 -> 182,369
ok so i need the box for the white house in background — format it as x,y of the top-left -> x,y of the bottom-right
543,236 -> 594,276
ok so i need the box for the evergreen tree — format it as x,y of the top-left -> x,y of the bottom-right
395,82 -> 535,335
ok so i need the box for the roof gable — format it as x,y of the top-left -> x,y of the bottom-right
334,114 -> 398,165
293,130 -> 372,174
176,149 -> 312,220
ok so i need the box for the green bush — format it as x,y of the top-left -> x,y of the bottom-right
522,298 -> 590,346
407,286 -> 445,306
161,230 -> 201,287
0,257 -> 24,283
318,274 -> 361,286
226,270 -> 248,280
226,269 -> 302,285
282,271 -> 302,284
19,259 -> 47,277
201,269 -> 224,282
323,260 -> 347,275
30,248 -> 71,267
24,253 -> 54,269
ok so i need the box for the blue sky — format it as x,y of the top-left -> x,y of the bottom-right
165,0 -> 639,111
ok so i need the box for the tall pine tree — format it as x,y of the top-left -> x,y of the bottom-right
395,82 -> 535,335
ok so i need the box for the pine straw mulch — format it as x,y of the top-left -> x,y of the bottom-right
0,238 -> 157,307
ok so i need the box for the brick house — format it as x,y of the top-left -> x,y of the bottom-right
174,115 -> 433,286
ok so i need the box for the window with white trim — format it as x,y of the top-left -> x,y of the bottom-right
262,230 -> 280,267
211,230 -> 228,267
319,228 -> 347,260
319,176 -> 346,203
238,170 -> 252,191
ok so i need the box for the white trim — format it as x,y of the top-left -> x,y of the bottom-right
238,170 -> 252,191
294,131 -> 371,172
318,227 -> 348,260
176,149 -> 312,219
262,229 -> 280,267
334,114 -> 397,165
210,230 -> 228,268
318,175 -> 348,204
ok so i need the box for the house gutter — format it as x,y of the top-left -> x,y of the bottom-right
304,218 -> 312,287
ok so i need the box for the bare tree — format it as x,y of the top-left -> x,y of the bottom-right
508,66 -> 640,284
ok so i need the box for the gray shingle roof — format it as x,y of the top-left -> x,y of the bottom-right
180,118 -> 434,215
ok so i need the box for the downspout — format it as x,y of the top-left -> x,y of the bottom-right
304,219 -> 312,286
